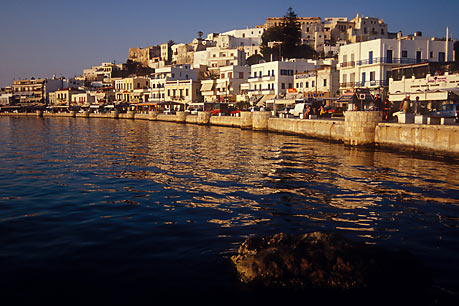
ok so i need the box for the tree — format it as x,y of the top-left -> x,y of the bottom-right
200,70 -> 219,80
246,54 -> 264,66
261,7 -> 316,61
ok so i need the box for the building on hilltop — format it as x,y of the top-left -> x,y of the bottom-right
260,14 -> 391,55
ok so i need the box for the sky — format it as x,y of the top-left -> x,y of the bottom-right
1,0 -> 458,87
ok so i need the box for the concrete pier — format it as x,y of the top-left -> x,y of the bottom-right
0,111 -> 457,155
252,111 -> 271,131
197,111 -> 211,125
149,111 -> 158,121
176,112 -> 187,123
344,111 -> 382,146
126,111 -> 135,119
240,112 -> 253,130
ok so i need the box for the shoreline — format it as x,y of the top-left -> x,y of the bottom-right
1,111 -> 457,156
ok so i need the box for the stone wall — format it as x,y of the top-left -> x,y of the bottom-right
375,123 -> 459,155
1,111 -> 457,155
268,118 -> 345,141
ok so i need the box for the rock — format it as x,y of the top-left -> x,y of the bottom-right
231,232 -> 431,292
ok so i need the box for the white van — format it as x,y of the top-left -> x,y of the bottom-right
289,102 -> 311,117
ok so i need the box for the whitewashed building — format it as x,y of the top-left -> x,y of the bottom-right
389,63 -> 459,104
193,47 -> 246,73
149,65 -> 197,102
248,60 -> 317,105
294,63 -> 340,99
338,33 -> 454,95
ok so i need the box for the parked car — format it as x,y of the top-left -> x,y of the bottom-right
428,103 -> 458,121
325,106 -> 344,118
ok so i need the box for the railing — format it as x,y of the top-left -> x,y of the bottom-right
340,80 -> 388,88
340,61 -> 355,68
356,57 -> 428,66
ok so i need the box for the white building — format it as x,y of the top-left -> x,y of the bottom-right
294,63 -> 340,99
200,65 -> 251,102
338,33 -> 454,94
388,62 -> 459,104
248,60 -> 317,105
149,64 -> 197,102
71,92 -> 95,106
193,47 -> 246,73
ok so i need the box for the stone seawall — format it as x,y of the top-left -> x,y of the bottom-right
268,118 -> 345,142
375,123 -> 459,155
1,111 -> 457,155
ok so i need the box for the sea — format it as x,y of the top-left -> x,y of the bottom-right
0,116 -> 458,305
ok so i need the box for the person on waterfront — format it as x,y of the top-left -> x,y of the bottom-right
400,95 -> 411,113
382,96 -> 391,121
414,96 -> 421,115
374,94 -> 382,111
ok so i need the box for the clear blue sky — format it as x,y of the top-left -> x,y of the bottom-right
1,0 -> 457,87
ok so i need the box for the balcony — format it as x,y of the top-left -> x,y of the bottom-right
340,61 -> 356,68
356,57 -> 427,66
340,80 -> 388,88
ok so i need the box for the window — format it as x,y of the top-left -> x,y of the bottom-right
402,50 -> 408,58
323,79 -> 327,87
167,89 -> 170,96
312,81 -> 315,87
221,73 -> 225,79
228,72 -> 233,79
430,52 -> 433,59
361,72 -> 366,85
239,72 -> 244,79
272,70 -> 275,76
186,89 -> 189,96
296,83 -> 299,88
369,51 -> 373,64
370,71 -> 375,81
288,83 -> 292,88
281,83 -> 285,89
416,51 -> 422,63
185,74 -> 188,79
438,52 -> 445,62
172,73 -> 175,78
305,81 -> 309,88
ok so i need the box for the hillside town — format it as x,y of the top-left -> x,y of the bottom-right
1,11 -> 457,123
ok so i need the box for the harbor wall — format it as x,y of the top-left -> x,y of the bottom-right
1,111 -> 457,155
375,123 -> 459,155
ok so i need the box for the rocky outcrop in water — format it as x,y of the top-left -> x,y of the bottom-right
231,232 -> 431,291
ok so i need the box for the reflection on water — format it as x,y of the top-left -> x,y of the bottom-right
0,116 -> 458,302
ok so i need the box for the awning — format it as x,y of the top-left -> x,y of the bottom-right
256,94 -> 276,107
201,82 -> 214,91
337,93 -> 357,104
90,105 -> 101,108
157,101 -> 182,106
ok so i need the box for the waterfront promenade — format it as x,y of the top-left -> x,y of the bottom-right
1,110 -> 458,156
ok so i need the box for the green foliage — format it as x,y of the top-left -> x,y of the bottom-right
246,54 -> 264,66
261,7 -> 316,61
124,59 -> 155,77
